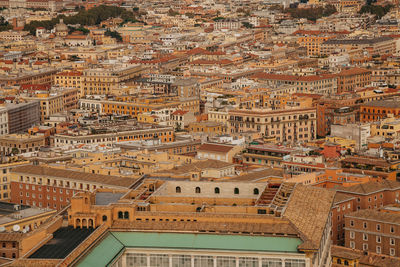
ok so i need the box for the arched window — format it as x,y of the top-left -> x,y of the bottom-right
344,260 -> 349,266
124,211 -> 129,219
234,188 -> 239,194
12,253 -> 15,259
118,211 -> 123,219
337,259 -> 342,264
102,215 -> 107,221
176,186 -> 181,193
253,188 -> 259,195
195,187 -> 201,193
214,187 -> 220,194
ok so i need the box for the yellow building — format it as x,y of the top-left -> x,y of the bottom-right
21,92 -> 64,121
0,160 -> 30,201
370,114 -> 400,139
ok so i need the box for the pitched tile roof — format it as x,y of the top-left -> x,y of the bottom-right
198,143 -> 234,153
284,184 -> 335,250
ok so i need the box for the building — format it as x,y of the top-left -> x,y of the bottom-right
331,124 -> 370,151
360,99 -> 400,122
52,125 -> 175,148
9,165 -> 138,210
0,107 -> 8,136
197,143 -> 242,163
321,36 -> 395,56
21,92 -> 64,122
6,102 -> 40,134
344,208 -> 400,257
331,245 -> 400,267
252,73 -> 338,95
0,160 -> 30,201
229,108 -> 317,143
0,134 -> 45,155
341,156 -> 400,180
244,144 -> 296,168
61,181 -> 334,267
317,93 -> 359,137
81,65 -> 145,96
337,68 -> 372,93
332,180 -> 400,246
370,114 -> 400,139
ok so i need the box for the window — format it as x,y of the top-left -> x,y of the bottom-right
102,215 -> 107,221
390,248 -> 395,256
363,243 -> 368,250
363,233 -> 368,241
363,222 -> 368,229
175,186 -> 181,193
350,220 -> 354,226
350,241 -> 355,249
195,187 -> 201,194
390,226 -> 395,233
390,238 -> 395,245
376,246 -> 381,254
234,188 -> 239,195
124,211 -> 129,219
350,231 -> 355,239
118,211 -> 123,219
214,187 -> 220,194
253,188 -> 259,195
376,236 -> 381,243
377,224 -> 381,231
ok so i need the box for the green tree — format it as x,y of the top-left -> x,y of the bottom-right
105,29 -> 122,42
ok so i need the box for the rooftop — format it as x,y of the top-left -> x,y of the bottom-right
11,165 -> 138,188
29,227 -> 95,259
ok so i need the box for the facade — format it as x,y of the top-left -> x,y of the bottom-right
52,125 -> 175,148
0,134 -> 45,155
252,73 -> 338,95
243,144 -> 295,168
81,65 -> 145,96
344,209 -> 400,257
6,102 -> 40,134
9,165 -> 138,210
229,108 -> 317,143
360,99 -> 400,122
337,68 -> 372,93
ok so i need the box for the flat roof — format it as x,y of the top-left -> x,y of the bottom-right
95,192 -> 125,206
29,227 -> 95,259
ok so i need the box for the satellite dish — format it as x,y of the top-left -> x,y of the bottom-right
12,225 -> 20,232
0,227 -> 5,232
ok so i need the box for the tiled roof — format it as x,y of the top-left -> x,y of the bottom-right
333,192 -> 355,205
284,184 -> 335,250
198,143 -> 234,153
335,180 -> 400,195
332,245 -> 400,267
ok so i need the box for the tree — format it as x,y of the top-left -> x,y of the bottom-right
168,8 -> 179,16
242,22 -> 253,28
285,5 -> 337,21
359,4 -> 393,19
23,5 -> 136,35
105,29 -> 122,42
11,148 -> 19,155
